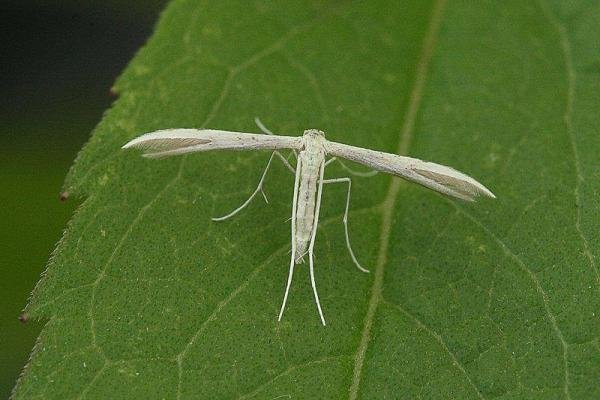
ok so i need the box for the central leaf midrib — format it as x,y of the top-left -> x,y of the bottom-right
348,0 -> 448,397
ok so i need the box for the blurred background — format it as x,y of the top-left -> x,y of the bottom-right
0,1 -> 166,396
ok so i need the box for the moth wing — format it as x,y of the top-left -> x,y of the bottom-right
325,141 -> 495,201
122,129 -> 302,158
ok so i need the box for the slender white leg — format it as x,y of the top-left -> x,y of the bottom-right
324,157 -> 337,167
308,161 -> 327,325
255,117 -> 298,159
254,117 -> 275,135
273,151 -> 296,174
212,151 -> 296,221
335,159 -> 378,177
278,157 -> 302,321
322,177 -> 369,273
212,152 -> 276,221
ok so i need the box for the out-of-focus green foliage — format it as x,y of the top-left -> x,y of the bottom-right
0,135 -> 78,397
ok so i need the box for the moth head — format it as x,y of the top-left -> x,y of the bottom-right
303,129 -> 326,138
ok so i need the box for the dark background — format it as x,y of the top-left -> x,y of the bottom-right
1,1 -> 166,396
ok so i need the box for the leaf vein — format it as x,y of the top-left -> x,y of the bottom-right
237,355 -> 349,400
381,299 -> 487,400
537,0 -> 599,289
284,53 -> 331,122
348,0 -> 448,398
451,202 -> 571,400
175,245 -> 288,400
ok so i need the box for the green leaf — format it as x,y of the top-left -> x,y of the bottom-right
14,0 -> 600,398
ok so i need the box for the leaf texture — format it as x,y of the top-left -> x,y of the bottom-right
13,0 -> 600,399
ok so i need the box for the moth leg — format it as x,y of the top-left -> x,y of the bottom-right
322,177 -> 369,273
279,157 -> 303,321
273,151 -> 296,174
324,157 -> 337,167
255,117 -> 298,159
212,152 -> 276,221
308,161 -> 327,325
335,159 -> 378,177
279,234 -> 297,322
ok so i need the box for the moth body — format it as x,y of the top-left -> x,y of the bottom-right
293,130 -> 327,263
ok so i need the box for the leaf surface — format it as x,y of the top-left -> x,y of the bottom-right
14,0 -> 600,399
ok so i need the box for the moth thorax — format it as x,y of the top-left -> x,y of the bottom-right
303,129 -> 325,138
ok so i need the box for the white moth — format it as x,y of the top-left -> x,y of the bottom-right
123,119 -> 495,325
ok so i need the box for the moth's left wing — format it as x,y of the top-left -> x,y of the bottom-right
325,141 -> 495,201
122,129 -> 302,158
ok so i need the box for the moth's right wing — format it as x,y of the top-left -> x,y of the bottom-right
326,141 -> 495,201
122,129 -> 303,158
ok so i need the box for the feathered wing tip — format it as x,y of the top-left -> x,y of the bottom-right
412,160 -> 496,201
121,129 -> 212,158
324,141 -> 495,202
